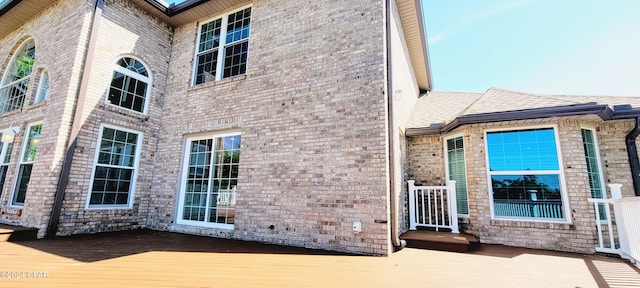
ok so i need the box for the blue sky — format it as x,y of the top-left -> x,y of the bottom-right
11,0 -> 631,96
422,0 -> 640,96
164,0 -> 184,5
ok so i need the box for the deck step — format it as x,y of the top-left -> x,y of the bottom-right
400,230 -> 479,253
0,224 -> 38,242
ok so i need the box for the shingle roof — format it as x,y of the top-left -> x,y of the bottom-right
407,87 -> 640,129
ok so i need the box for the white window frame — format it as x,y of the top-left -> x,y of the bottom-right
85,124 -> 143,210
191,5 -> 252,85
484,125 -> 571,223
581,125 -> 608,222
0,127 -> 18,197
10,121 -> 42,207
0,38 -> 36,114
176,131 -> 241,230
444,133 -> 469,218
104,56 -> 152,114
34,70 -> 49,104
580,125 -> 607,197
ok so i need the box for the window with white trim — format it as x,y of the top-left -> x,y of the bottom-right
0,132 -> 14,197
87,125 -> 142,208
486,127 -> 567,221
445,136 -> 469,215
34,70 -> 49,104
581,127 -> 607,220
12,122 -> 42,206
106,57 -> 150,113
193,6 -> 251,85
0,39 -> 35,114
177,133 -> 241,228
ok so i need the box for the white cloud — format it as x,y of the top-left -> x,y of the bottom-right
511,17 -> 640,96
428,0 -> 534,44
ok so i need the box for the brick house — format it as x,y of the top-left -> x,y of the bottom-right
0,0 -> 429,255
2,0 -> 638,256
406,88 -> 640,253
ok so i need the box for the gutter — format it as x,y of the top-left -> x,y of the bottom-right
385,0 -> 405,252
406,103 -> 613,137
46,0 -> 104,238
625,116 -> 640,196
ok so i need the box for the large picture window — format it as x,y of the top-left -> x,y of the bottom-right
0,39 -> 36,114
12,122 -> 42,206
486,127 -> 567,221
445,136 -> 468,216
177,133 -> 241,229
193,6 -> 251,85
87,125 -> 142,208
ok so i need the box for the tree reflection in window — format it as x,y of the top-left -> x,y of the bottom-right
0,39 -> 36,114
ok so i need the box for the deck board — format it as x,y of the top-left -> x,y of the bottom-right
0,229 -> 637,287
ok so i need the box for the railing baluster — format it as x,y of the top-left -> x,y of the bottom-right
438,189 -> 447,230
421,189 -> 427,226
431,188 -> 437,230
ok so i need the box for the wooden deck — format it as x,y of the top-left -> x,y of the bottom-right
400,230 -> 479,252
0,223 -> 37,242
0,229 -> 638,287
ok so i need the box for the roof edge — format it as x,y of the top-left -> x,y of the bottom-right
413,0 -> 432,91
407,103 -> 616,137
0,0 -> 21,17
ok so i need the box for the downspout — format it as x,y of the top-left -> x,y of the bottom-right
46,0 -> 104,238
625,116 -> 640,196
385,0 -> 405,251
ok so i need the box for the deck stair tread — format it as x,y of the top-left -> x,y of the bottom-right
400,230 -> 479,252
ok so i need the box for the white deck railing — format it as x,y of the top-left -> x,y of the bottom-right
408,180 -> 459,233
588,183 -> 640,264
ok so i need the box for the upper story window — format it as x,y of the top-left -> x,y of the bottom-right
34,70 -> 50,104
0,39 -> 36,114
193,6 -> 252,85
485,127 -> 568,222
107,57 -> 150,113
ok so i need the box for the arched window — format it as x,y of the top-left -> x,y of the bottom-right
0,39 -> 36,114
106,57 -> 150,113
34,70 -> 49,104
